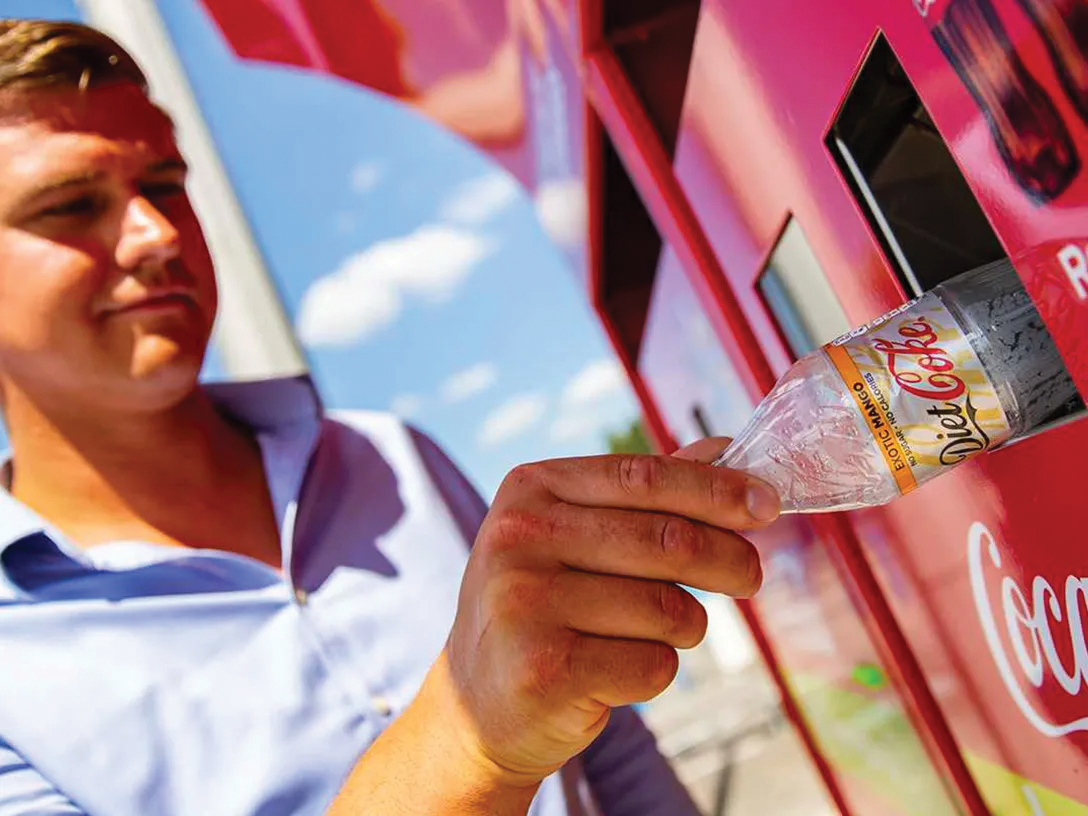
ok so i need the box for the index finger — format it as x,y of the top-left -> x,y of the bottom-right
523,454 -> 781,530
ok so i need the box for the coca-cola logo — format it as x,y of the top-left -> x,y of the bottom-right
872,317 -> 968,401
969,521 -> 1088,736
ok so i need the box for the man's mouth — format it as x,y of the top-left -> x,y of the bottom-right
103,288 -> 199,317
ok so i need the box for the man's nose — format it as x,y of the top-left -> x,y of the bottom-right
115,196 -> 181,271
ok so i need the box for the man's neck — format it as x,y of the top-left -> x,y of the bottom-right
4,385 -> 282,566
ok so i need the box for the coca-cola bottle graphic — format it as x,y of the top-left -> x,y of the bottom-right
932,0 -> 1080,202
1016,0 -> 1088,125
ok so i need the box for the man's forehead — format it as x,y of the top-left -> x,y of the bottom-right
0,83 -> 177,152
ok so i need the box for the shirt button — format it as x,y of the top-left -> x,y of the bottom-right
293,587 -> 309,606
372,695 -> 393,717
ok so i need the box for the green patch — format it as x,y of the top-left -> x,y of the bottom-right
787,671 -> 959,816
786,672 -> 1088,816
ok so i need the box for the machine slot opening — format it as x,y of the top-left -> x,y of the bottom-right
828,34 -> 1006,296
603,0 -> 702,159
757,219 -> 851,361
828,33 -> 1083,434
597,123 -> 662,363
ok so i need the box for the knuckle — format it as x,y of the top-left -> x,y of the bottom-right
708,469 -> 746,513
658,516 -> 701,566
484,507 -> 553,554
641,644 -> 680,697
488,569 -> 551,621
617,455 -> 661,497
518,632 -> 577,700
656,584 -> 706,648
499,462 -> 544,496
656,582 -> 687,631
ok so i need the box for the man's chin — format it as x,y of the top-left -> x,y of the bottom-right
124,339 -> 207,406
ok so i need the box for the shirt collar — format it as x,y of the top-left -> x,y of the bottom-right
0,375 -> 323,600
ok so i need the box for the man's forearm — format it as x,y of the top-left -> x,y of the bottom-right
327,654 -> 541,816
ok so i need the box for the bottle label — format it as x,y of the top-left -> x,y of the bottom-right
824,292 -> 1013,495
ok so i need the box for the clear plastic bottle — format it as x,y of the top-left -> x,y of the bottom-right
714,259 -> 1080,513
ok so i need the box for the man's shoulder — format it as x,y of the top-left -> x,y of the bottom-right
322,409 -> 431,470
326,408 -> 410,439
323,410 -> 490,541
320,409 -> 457,492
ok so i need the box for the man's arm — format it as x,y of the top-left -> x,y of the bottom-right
0,739 -> 85,816
328,652 -> 541,816
582,706 -> 701,816
329,436 -> 775,815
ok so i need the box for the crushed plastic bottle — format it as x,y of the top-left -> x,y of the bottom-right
714,258 -> 1080,513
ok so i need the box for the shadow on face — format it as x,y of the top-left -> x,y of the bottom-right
0,82 -> 218,420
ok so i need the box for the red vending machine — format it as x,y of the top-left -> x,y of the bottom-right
583,0 -> 1088,813
176,0 -> 1088,812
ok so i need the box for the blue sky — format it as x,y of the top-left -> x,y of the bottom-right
0,0 -> 642,497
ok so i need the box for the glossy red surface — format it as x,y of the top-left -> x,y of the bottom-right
193,0 -> 1088,811
648,0 -> 1088,810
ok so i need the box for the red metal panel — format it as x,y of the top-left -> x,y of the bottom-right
663,0 -> 1088,811
638,243 -> 971,815
629,289 -> 856,815
581,22 -> 994,815
582,47 -> 777,401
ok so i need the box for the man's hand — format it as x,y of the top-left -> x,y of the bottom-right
330,438 -> 779,815
441,437 -> 779,786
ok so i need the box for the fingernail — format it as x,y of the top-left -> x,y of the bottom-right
745,480 -> 781,523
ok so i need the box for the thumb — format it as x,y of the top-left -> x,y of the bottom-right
671,436 -> 732,465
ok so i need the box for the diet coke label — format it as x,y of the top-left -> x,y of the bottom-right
824,292 -> 1012,496
969,521 -> 1088,736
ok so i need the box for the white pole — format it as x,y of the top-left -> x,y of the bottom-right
76,0 -> 308,381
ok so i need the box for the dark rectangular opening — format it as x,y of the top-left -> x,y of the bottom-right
603,0 -> 701,159
828,33 -> 1083,432
828,34 -> 1006,296
599,128 -> 661,362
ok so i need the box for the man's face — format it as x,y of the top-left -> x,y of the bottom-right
0,82 -> 217,416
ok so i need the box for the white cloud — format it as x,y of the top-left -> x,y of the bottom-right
390,393 -> 423,418
442,362 -> 498,404
549,410 -> 603,443
561,358 -> 626,408
479,394 -> 547,447
441,171 -> 520,225
351,160 -> 384,193
546,358 -> 631,445
535,177 -> 587,250
295,277 -> 400,347
296,224 -> 496,347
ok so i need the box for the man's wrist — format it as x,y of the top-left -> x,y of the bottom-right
328,651 -> 541,816
416,652 -> 543,807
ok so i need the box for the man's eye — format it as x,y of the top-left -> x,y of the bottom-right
141,182 -> 186,201
41,196 -> 100,218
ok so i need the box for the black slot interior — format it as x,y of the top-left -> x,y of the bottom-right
599,130 -> 661,362
828,35 -> 1006,295
829,33 -> 1083,430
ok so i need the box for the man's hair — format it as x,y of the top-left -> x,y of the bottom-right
0,19 -> 147,94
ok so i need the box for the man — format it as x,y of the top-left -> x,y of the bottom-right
0,19 -> 779,816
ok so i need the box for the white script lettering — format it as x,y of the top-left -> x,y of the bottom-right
969,521 -> 1088,736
